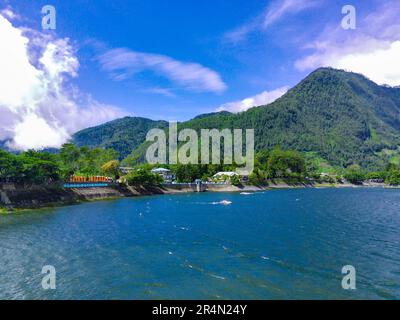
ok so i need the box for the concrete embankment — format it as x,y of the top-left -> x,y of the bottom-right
0,180 -> 390,212
1,181 -> 228,211
0,181 -> 258,211
1,183 -> 79,210
0,183 -> 165,210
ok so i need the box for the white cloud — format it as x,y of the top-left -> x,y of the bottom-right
98,48 -> 227,94
1,6 -> 20,21
295,1 -> 400,86
217,86 -> 289,113
263,0 -> 320,28
0,13 -> 126,150
225,0 -> 321,42
0,15 -> 42,110
12,113 -> 70,151
334,41 -> 400,86
142,87 -> 176,98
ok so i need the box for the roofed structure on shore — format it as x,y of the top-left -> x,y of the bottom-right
213,171 -> 239,178
151,168 -> 174,182
151,168 -> 171,173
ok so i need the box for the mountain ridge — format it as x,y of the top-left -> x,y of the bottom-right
72,116 -> 169,159
76,68 -> 400,169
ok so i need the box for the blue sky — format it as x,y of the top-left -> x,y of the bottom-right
1,0 -> 400,149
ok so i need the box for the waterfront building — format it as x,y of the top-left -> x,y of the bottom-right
151,168 -> 175,182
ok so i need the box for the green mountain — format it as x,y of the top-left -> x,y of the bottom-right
73,68 -> 400,169
172,68 -> 400,169
72,117 -> 168,159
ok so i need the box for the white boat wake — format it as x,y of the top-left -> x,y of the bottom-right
213,200 -> 232,205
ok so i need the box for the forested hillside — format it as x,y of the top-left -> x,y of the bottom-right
176,68 -> 400,169
72,68 -> 400,170
72,117 -> 168,159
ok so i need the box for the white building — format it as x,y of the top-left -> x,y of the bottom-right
213,171 -> 239,182
151,168 -> 175,182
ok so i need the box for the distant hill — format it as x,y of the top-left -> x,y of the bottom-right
73,68 -> 400,169
72,117 -> 168,159
192,111 -> 232,120
0,140 -> 10,152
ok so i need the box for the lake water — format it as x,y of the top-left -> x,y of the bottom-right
1,188 -> 399,299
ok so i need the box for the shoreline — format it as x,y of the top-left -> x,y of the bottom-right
1,180 -> 398,214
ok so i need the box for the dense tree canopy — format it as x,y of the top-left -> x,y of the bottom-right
73,117 -> 168,159
0,144 -> 119,184
1,143 -> 399,186
58,143 -> 118,179
266,149 -> 306,178
125,169 -> 163,186
0,149 -> 59,184
101,160 -> 121,179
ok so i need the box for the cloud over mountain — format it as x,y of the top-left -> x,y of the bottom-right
217,86 -> 289,113
295,1 -> 400,86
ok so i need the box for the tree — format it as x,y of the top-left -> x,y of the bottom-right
365,171 -> 386,180
230,174 -> 241,186
386,170 -> 400,185
254,149 -> 270,170
344,163 -> 365,184
384,163 -> 400,185
347,164 -> 361,172
19,150 -> 60,184
59,143 -> 81,178
248,168 -> 265,186
58,143 -> 118,178
173,164 -> 200,182
125,169 -> 163,186
344,171 -> 365,184
267,148 -> 306,178
0,150 -> 23,182
101,160 -> 120,179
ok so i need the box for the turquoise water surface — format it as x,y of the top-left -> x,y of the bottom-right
0,188 -> 399,299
